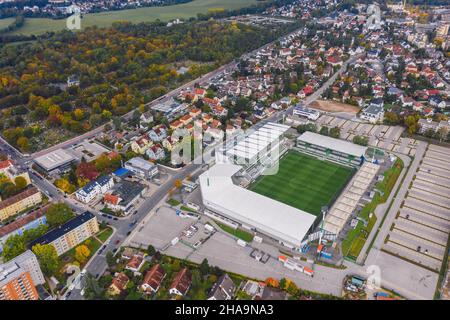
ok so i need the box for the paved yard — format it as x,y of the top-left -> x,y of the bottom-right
129,206 -> 194,250
382,144 -> 450,273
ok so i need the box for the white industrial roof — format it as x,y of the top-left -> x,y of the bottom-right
125,157 -> 156,171
297,132 -> 368,158
34,149 -> 75,171
200,163 -> 316,247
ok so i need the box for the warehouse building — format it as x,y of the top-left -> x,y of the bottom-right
124,157 -> 158,180
296,132 -> 367,167
33,149 -> 76,174
292,103 -> 320,120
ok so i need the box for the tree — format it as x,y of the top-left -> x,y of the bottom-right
45,203 -> 75,228
32,244 -> 59,276
384,111 -> 400,125
16,136 -> 30,151
296,123 -> 317,134
404,115 -> 418,135
265,277 -> 279,288
199,258 -> 210,276
329,126 -> 341,138
75,245 -> 91,264
435,127 -> 448,142
146,245 -> 156,256
1,234 -> 26,261
353,135 -> 369,146
319,126 -> 329,136
14,176 -> 27,190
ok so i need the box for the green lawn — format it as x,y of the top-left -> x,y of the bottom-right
250,151 -> 354,216
97,227 -> 114,243
216,222 -> 254,242
5,0 -> 261,36
342,158 -> 404,260
167,198 -> 181,206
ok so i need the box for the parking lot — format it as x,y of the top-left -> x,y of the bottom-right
315,115 -> 417,156
383,144 -> 450,273
128,206 -> 194,250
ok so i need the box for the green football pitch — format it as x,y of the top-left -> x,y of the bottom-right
250,151 -> 355,216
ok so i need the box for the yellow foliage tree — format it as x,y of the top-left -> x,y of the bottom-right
75,245 -> 91,264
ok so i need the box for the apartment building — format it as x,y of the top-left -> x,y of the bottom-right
0,250 -> 45,300
0,186 -> 42,222
30,211 -> 99,256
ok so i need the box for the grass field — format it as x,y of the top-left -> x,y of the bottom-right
4,0 -> 260,36
250,151 -> 354,216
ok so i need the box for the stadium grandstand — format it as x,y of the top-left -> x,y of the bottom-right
296,132 -> 367,167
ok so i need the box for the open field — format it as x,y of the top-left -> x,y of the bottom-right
4,0 -> 261,36
0,17 -> 15,29
250,151 -> 354,216
309,100 -> 361,114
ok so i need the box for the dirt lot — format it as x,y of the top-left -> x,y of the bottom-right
309,100 -> 360,114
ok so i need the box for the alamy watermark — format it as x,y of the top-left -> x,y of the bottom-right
365,3 -> 382,30
169,124 -> 282,176
66,5 -> 82,30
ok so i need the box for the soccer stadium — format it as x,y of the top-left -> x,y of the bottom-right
199,122 -> 375,250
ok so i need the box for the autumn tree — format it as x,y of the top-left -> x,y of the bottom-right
14,176 -> 27,190
32,244 -> 59,276
75,245 -> 91,264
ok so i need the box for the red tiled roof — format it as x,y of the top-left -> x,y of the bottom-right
0,160 -> 13,170
0,186 -> 40,211
104,193 -> 120,205
170,267 -> 192,295
0,204 -> 48,237
142,264 -> 166,292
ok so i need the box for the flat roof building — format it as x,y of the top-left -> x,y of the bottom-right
67,139 -> 110,162
217,122 -> 290,167
292,103 -> 320,120
124,157 -> 158,180
29,211 -> 99,256
33,149 -> 76,174
297,132 -> 367,166
0,250 -> 45,300
199,163 -> 316,248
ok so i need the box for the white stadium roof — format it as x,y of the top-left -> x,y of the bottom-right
297,132 -> 368,158
199,163 -> 316,247
224,122 -> 290,161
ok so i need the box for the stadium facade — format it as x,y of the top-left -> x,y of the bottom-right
199,122 -> 374,250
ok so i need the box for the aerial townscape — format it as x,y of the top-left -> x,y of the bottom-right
0,0 -> 449,305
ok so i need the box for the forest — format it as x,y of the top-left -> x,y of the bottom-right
0,20 -> 296,152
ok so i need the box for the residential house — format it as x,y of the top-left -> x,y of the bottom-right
130,136 -> 152,155
146,144 -> 165,161
139,112 -> 154,129
148,125 -> 168,142
125,254 -> 145,273
141,264 -> 166,294
75,175 -> 114,204
169,267 -> 192,296
108,272 -> 130,296
207,274 -> 236,300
